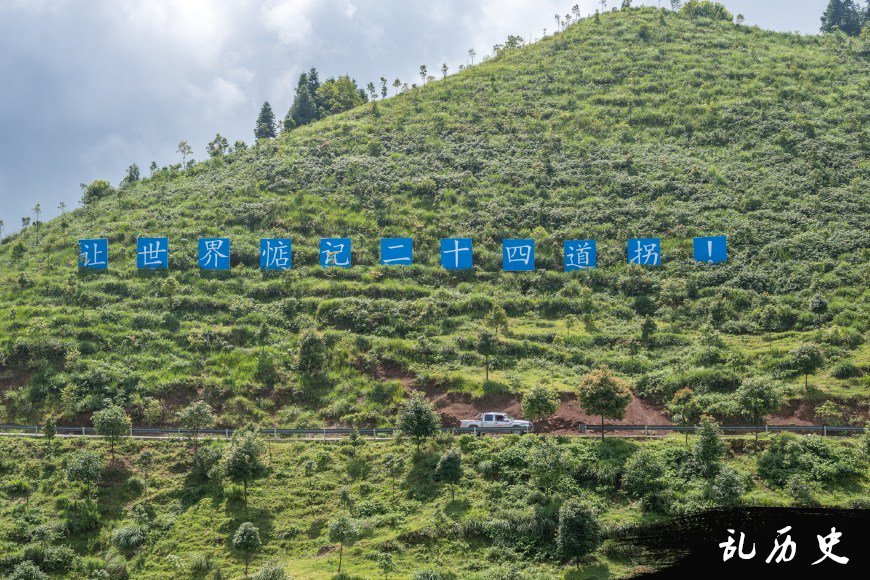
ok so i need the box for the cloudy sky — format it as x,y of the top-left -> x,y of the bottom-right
0,0 -> 828,232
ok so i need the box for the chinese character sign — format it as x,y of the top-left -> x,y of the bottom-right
628,238 -> 661,266
564,240 -> 597,271
502,239 -> 534,271
260,238 -> 292,270
381,238 -> 413,265
694,235 -> 727,264
198,237 -> 230,270
440,238 -> 473,270
78,238 -> 108,270
320,238 -> 351,268
137,237 -> 168,270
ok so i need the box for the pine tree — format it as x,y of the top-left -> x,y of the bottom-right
285,72 -> 318,130
254,101 -> 277,139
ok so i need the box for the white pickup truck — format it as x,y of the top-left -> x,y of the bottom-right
460,412 -> 533,434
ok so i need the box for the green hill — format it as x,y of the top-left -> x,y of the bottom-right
1,6 -> 868,430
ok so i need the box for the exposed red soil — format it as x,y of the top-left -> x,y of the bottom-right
767,400 -> 816,426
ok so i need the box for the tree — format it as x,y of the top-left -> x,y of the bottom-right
66,450 -> 103,498
316,75 -> 367,115
821,0 -> 864,35
435,448 -> 462,500
254,101 -> 277,139
207,133 -> 229,157
297,328 -> 327,373
177,140 -> 193,167
232,521 -> 261,577
397,392 -> 440,447
577,369 -> 632,439
122,163 -> 140,186
522,385 -> 559,422
379,77 -> 388,98
93,404 -> 131,461
809,294 -> 828,326
791,343 -> 824,389
681,1 -> 732,21
468,48 -> 476,64
80,180 -> 114,206
176,400 -> 215,455
419,65 -> 427,84
440,63 -> 448,78
556,499 -> 602,568
815,400 -> 847,426
161,276 -> 179,308
735,378 -> 784,443
328,515 -> 358,574
220,429 -> 266,509
670,0 -> 683,9
392,78 -> 401,95
31,204 -> 41,240
376,552 -> 397,579
667,387 -> 701,444
640,317 -> 657,343
0,219 -> 4,240
693,416 -> 724,479
43,416 -> 56,453
285,72 -> 318,130
484,304 -> 508,335
384,453 -> 405,499
476,330 -> 498,383
366,81 -> 377,101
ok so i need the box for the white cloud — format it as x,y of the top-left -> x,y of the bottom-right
260,0 -> 317,46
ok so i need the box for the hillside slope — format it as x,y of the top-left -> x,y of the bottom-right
1,7 -> 868,429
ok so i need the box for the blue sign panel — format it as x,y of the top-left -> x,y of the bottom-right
564,240 -> 597,271
260,238 -> 292,270
198,237 -> 231,270
78,238 -> 108,270
137,237 -> 168,270
628,238 -> 661,266
380,238 -> 413,266
693,235 -> 727,264
502,239 -> 535,271
320,238 -> 351,268
440,238 -> 473,270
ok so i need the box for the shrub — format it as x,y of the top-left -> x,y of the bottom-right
622,449 -> 666,498
252,561 -> 288,580
708,467 -> 743,506
8,561 -> 48,580
111,525 -> 147,551
785,475 -> 820,507
758,434 -> 864,486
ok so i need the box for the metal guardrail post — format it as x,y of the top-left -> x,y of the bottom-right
823,425 -> 826,437
82,426 -> 86,436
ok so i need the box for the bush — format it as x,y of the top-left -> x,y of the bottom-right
785,475 -> 820,507
622,449 -> 666,498
111,525 -> 147,551
8,561 -> 48,580
252,561 -> 288,580
758,434 -> 865,486
413,571 -> 457,580
708,467 -> 743,506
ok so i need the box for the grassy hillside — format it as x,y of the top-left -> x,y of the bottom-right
0,6 -> 868,431
0,433 -> 867,579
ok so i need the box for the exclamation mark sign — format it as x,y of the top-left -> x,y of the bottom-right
707,240 -> 713,263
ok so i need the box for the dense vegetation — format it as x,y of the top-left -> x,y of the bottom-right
0,429 -> 866,578
0,6 -> 868,435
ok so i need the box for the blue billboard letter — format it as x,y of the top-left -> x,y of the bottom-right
79,238 -> 108,270
320,238 -> 351,268
502,239 -> 535,271
693,236 -> 727,264
261,238 -> 292,270
440,238 -> 473,270
628,238 -> 661,266
564,240 -> 597,271
381,238 -> 413,265
137,237 -> 168,270
198,238 -> 231,270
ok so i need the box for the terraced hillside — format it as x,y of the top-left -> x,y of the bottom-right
0,6 -> 868,431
